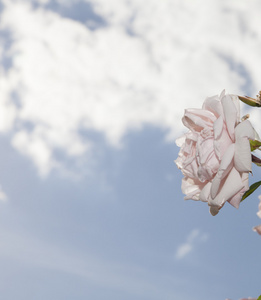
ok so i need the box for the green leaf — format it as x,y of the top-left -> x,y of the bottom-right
250,139 -> 261,151
257,295 -> 261,300
241,181 -> 261,202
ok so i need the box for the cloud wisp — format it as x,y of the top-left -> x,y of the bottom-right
0,228 -> 186,299
175,229 -> 208,260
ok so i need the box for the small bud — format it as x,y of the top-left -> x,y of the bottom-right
238,91 -> 261,107
241,114 -> 250,121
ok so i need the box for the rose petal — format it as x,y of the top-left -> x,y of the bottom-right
210,143 -> 235,199
213,116 -> 223,141
228,172 -> 249,208
253,224 -> 261,235
235,120 -> 255,140
175,135 -> 186,147
203,96 -> 223,118
234,120 -> 255,172
182,109 -> 215,132
197,137 -> 213,165
181,177 -> 205,201
221,94 -> 238,141
234,138 -> 252,172
220,89 -> 226,98
208,167 -> 244,209
230,94 -> 240,122
214,117 -> 233,160
199,182 -> 211,202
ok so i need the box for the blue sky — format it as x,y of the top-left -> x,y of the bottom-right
0,0 -> 261,299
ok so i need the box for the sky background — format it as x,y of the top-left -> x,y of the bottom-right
0,0 -> 261,299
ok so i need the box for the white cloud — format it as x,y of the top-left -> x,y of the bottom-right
175,243 -> 193,260
0,0 -> 261,175
175,229 -> 208,260
11,129 -> 54,176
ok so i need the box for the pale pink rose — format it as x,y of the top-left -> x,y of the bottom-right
175,90 -> 255,215
253,195 -> 261,235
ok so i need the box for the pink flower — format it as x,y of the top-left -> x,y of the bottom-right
175,90 -> 255,215
253,195 -> 261,235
